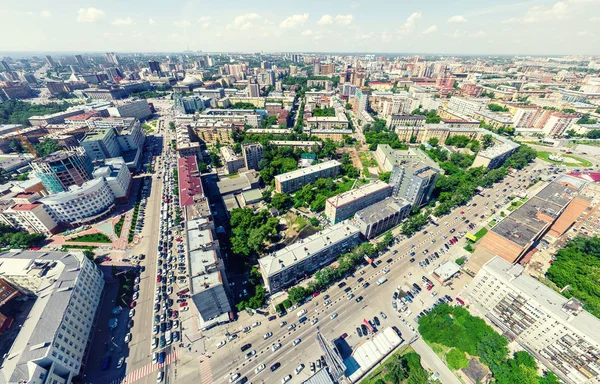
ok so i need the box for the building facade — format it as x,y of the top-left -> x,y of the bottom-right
242,143 -> 264,171
31,149 -> 93,194
354,197 -> 411,239
390,161 -> 439,207
325,180 -> 392,223
220,146 -> 245,175
274,160 -> 341,193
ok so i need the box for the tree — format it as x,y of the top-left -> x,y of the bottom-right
482,134 -> 494,149
446,348 -> 469,370
488,103 -> 509,112
169,121 -> 175,130
209,151 -> 223,167
345,102 -> 352,110
271,193 -> 292,211
35,138 -> 63,157
427,137 -> 439,147
288,286 -> 308,304
378,171 -> 391,183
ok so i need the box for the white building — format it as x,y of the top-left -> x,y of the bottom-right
92,157 -> 131,198
469,257 -> 600,384
0,250 -> 104,384
40,178 -> 116,225
542,113 -> 579,137
219,146 -> 245,175
325,180 -> 392,224
3,202 -> 58,236
107,99 -> 152,120
447,96 -> 490,117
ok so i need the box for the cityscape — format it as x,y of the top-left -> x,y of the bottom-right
1,4 -> 600,384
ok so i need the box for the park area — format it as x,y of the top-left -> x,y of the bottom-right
66,233 -> 112,243
360,345 -> 429,384
537,151 -> 592,167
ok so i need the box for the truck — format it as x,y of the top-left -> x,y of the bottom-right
377,277 -> 388,286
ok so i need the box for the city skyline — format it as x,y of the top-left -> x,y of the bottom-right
1,0 -> 599,55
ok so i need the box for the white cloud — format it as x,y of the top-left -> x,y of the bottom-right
577,30 -> 589,36
301,30 -> 313,36
351,2 -> 360,8
76,7 -> 105,23
199,16 -> 211,29
399,12 -> 421,34
448,15 -> 467,23
335,14 -> 354,25
471,30 -> 487,38
40,10 -> 52,17
280,13 -> 309,29
227,13 -> 261,30
174,20 -> 192,28
504,1 -> 582,24
423,25 -> 437,34
591,16 -> 600,21
148,18 -> 156,25
112,17 -> 133,26
318,14 -> 333,25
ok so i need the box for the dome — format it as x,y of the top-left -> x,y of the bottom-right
181,75 -> 202,86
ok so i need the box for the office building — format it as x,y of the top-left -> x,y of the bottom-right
28,109 -> 85,126
107,100 -> 152,120
242,143 -> 264,171
325,181 -> 392,223
220,146 -> 245,175
542,113 -> 580,137
81,119 -> 145,170
80,127 -> 121,161
3,201 -> 59,236
104,52 -> 120,66
472,139 -> 520,169
91,157 -> 131,198
0,250 -> 104,384
469,257 -> 600,384
354,86 -> 370,115
354,197 -> 411,239
258,222 -> 362,292
31,149 -> 93,194
40,177 -> 116,225
389,161 -> 439,207
148,60 -> 161,75
274,160 -> 341,194
0,81 -> 33,100
248,79 -> 260,97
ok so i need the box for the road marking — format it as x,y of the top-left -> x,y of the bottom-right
199,354 -> 213,384
121,349 -> 180,384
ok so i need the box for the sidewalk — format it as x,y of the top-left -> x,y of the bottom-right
411,338 -> 462,384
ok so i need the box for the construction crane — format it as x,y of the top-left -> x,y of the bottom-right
0,129 -> 60,159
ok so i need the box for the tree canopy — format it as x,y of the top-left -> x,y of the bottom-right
229,208 -> 279,257
0,225 -> 46,249
0,100 -> 70,126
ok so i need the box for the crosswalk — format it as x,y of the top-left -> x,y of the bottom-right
199,354 -> 213,384
109,350 -> 180,384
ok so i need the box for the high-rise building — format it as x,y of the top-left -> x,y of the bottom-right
104,52 -> 120,66
248,78 -> 260,97
31,148 -> 93,194
0,60 -> 11,72
469,256 -> 600,384
242,143 -> 264,171
45,55 -> 57,68
354,86 -> 370,114
389,161 -> 439,207
313,58 -> 321,75
148,60 -> 161,75
75,54 -> 86,67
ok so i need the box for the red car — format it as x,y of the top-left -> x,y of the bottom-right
340,333 -> 348,339
460,211 -> 464,214
130,301 -> 136,308
426,285 -> 433,291
179,302 -> 188,307
456,297 -> 465,306
156,275 -> 162,283
312,291 -> 320,298
172,311 -> 179,319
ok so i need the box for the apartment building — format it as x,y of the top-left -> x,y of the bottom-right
258,222 -> 362,292
387,114 -> 426,128
3,202 -> 59,236
542,113 -> 579,137
274,160 -> 341,193
306,111 -> 349,129
192,121 -> 239,144
220,146 -> 245,175
353,197 -> 412,239
325,180 -> 392,223
469,257 -> 600,384
175,125 -> 202,158
242,143 -> 264,171
447,96 -> 490,117
472,137 -> 520,169
390,161 -> 440,207
306,128 -> 353,142
31,149 -> 93,194
107,99 -> 152,120
0,250 -> 104,384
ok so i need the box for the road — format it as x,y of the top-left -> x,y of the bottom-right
199,166 -> 536,384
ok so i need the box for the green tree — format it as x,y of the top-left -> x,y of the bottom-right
378,171 -> 391,183
427,137 -> 439,147
482,134 -> 494,149
288,286 -> 308,304
34,138 -> 63,157
271,193 -> 292,211
446,348 -> 469,370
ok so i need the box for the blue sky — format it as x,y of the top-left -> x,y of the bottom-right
0,0 -> 598,54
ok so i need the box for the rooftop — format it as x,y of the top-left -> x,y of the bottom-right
186,226 -> 215,252
274,160 -> 341,183
326,180 -> 391,208
354,197 -> 410,224
258,222 -> 360,277
216,170 -> 260,195
178,156 -> 204,207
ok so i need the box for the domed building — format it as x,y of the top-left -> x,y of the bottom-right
173,74 -> 203,92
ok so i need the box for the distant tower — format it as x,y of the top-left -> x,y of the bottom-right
75,55 -> 86,67
104,52 -> 120,66
45,55 -> 57,68
0,60 -> 11,72
313,58 -> 321,76
148,60 -> 161,75
248,78 -> 260,98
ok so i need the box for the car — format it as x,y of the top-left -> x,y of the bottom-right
311,318 -> 319,325
153,325 -> 159,334
159,336 -> 166,347
264,332 -> 273,340
270,362 -> 281,372
355,296 -> 363,303
374,316 -> 380,326
361,324 -> 368,335
337,282 -> 346,289
293,338 -> 301,346
323,294 -> 330,300
229,373 -> 241,383
282,374 -> 292,383
356,327 -> 363,337
158,352 -> 166,364
255,364 -> 266,374
133,292 -> 139,300
245,350 -> 256,359
410,258 -> 415,263
280,321 -> 287,327
363,282 -> 370,288
330,312 -> 338,319
157,371 -> 164,383
152,338 -> 158,349
179,302 -> 188,307
241,343 -> 252,352
343,287 -> 352,293
287,323 -> 296,331
243,326 -> 251,333
217,340 -> 226,348
393,292 -> 398,300
128,319 -> 134,328
272,343 -> 282,352
380,311 -> 387,319
251,321 -> 261,327
357,277 -> 364,283
347,293 -> 355,300
128,309 -> 135,317
324,299 -> 332,305
311,362 -> 316,372
295,364 -> 305,374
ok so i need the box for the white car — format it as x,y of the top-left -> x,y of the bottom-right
217,340 -> 226,348
255,363 -> 266,374
294,363 -> 305,374
133,292 -> 139,300
264,332 -> 273,340
311,318 -> 318,325
229,373 -> 240,383
272,343 -> 282,352
152,352 -> 159,363
245,350 -> 256,359
251,321 -> 261,328
282,375 -> 292,383
330,313 -> 338,320
128,309 -> 135,317
293,338 -> 301,346
157,371 -> 164,383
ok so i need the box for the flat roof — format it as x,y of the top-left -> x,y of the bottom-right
433,261 -> 461,280
274,160 -> 341,183
258,222 -> 360,277
178,156 -> 204,207
216,171 -> 259,195
186,227 -> 214,252
355,197 -> 410,224
326,180 -> 391,208
271,140 -> 321,147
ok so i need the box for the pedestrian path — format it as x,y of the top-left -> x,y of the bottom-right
199,354 -> 213,384
109,350 -> 180,384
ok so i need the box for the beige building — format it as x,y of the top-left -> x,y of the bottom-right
325,181 -> 392,223
192,121 -> 238,144
220,146 -> 245,174
275,160 -> 341,193
306,128 -> 353,142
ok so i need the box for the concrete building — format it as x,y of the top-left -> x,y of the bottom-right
270,141 -> 322,151
274,160 -> 341,194
447,96 -> 490,117
31,149 -> 93,194
193,121 -> 239,144
305,128 -> 353,142
248,79 -> 260,98
28,109 -> 86,126
177,156 -> 205,208
202,109 -> 263,127
479,175 -> 588,264
469,257 -> 600,384
354,87 -> 370,115
3,199 -> 59,236
245,128 -> 292,135
353,197 -> 411,239
242,143 -> 264,171
394,125 -> 486,144
107,99 -> 152,120
220,146 -> 245,175
542,113 -> 580,137
0,250 -> 104,384
306,111 -> 349,129
80,119 -> 145,170
39,178 -> 116,225
91,157 -> 131,198
175,125 -> 202,159
472,140 -> 520,169
258,222 -> 362,292
325,181 -> 392,223
80,127 -> 121,161
387,114 -> 426,128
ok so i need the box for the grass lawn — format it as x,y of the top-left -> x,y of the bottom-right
359,152 -> 378,168
473,227 -> 488,242
537,151 -> 592,167
141,123 -> 154,133
488,219 -> 497,228
66,233 -> 112,243
114,215 -> 125,237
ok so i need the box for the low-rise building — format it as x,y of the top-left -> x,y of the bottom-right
387,114 -> 426,128
270,140 -> 322,151
353,197 -> 411,239
245,128 -> 292,135
325,181 -> 392,223
306,128 -> 353,142
275,160 -> 341,194
258,222 -> 362,292
0,250 -> 104,384
192,121 -> 239,144
472,139 -> 520,169
306,111 -> 349,129
220,146 -> 245,174
469,257 -> 600,384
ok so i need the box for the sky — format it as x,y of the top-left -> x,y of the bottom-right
0,0 -> 599,55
